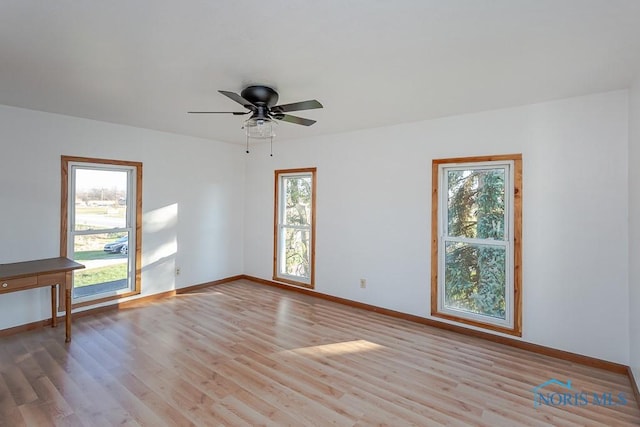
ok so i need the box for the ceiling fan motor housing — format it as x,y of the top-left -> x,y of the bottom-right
241,86 -> 279,107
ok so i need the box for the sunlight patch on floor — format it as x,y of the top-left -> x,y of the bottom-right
284,340 -> 385,356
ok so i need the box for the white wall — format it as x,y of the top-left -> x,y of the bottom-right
244,90 -> 630,364
629,76 -> 640,382
0,105 -> 245,329
1,90 -> 632,366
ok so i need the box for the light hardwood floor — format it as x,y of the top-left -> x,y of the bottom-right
1,279 -> 639,426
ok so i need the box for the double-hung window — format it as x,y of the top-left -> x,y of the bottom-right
61,156 -> 142,308
274,168 -> 316,288
431,155 -> 522,335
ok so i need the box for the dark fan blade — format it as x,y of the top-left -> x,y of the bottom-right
276,114 -> 317,126
271,99 -> 322,113
219,90 -> 256,109
188,111 -> 248,115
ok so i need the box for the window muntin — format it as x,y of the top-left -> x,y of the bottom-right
274,168 -> 316,288
432,155 -> 521,336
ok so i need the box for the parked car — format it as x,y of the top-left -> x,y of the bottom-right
103,236 -> 128,255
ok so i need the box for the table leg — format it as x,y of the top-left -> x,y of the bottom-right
51,285 -> 57,328
65,287 -> 71,343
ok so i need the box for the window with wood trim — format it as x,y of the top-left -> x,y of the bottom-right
274,168 -> 316,288
61,156 -> 142,308
431,155 -> 522,336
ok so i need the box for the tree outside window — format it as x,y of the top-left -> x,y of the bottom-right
274,168 -> 316,288
432,155 -> 522,336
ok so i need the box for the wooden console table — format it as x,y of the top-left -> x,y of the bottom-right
0,257 -> 85,342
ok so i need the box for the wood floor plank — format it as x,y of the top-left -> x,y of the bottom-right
219,388 -> 306,426
0,371 -> 26,427
18,401 -> 57,427
0,280 -> 639,426
1,368 -> 38,407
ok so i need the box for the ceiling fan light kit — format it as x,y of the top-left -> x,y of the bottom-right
243,117 -> 277,139
189,85 -> 322,155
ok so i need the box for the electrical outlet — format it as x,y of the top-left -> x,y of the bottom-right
360,278 -> 366,288
175,267 -> 181,276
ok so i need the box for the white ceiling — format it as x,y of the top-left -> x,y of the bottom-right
1,0 -> 640,144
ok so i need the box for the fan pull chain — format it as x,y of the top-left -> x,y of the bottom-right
245,134 -> 250,154
270,135 -> 273,157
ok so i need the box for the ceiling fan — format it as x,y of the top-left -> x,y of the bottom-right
188,85 -> 323,137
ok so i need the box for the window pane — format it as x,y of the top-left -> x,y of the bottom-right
74,169 -> 128,231
444,241 -> 506,319
72,231 -> 129,298
283,176 -> 312,226
280,227 -> 311,279
447,168 -> 505,240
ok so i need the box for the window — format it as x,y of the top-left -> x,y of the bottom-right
274,168 -> 316,288
431,155 -> 522,336
61,156 -> 142,308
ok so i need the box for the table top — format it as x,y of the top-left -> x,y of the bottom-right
0,257 -> 85,280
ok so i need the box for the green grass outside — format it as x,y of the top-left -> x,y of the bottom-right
75,206 -> 125,215
74,250 -> 125,261
76,206 -> 110,215
74,264 -> 127,287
